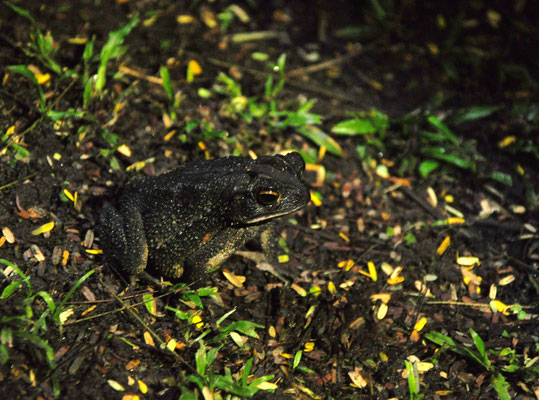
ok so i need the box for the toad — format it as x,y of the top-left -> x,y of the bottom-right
99,152 -> 310,285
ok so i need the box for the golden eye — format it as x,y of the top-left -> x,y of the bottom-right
256,189 -> 280,206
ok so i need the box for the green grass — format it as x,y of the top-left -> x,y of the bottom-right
405,359 -> 423,400
0,259 -> 95,398
180,343 -> 275,399
425,328 -> 539,400
164,287 -> 275,397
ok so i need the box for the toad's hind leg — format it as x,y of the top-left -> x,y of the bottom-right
99,203 -> 148,275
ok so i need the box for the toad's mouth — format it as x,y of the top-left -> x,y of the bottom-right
243,204 -> 306,225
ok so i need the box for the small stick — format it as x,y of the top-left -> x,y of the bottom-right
286,51 -> 360,78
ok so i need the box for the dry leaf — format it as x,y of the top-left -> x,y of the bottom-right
222,269 -> 245,287
348,366 -> 368,388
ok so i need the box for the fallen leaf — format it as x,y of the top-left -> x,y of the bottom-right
222,269 -> 245,287
348,366 -> 368,388
108,380 -> 125,391
32,221 -> 55,235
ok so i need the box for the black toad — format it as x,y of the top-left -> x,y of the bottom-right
99,152 -> 310,285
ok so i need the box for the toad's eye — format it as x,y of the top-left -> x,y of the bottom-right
256,189 -> 280,206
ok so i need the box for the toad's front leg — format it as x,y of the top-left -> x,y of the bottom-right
99,202 -> 149,279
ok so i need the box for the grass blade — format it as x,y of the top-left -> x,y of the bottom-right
491,372 -> 511,400
298,126 -> 346,157
427,115 -> 458,144
54,269 -> 95,320
4,1 -> 36,24
469,328 -> 490,368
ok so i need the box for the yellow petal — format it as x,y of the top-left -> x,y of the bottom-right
304,342 -> 315,352
414,317 -> 427,332
35,73 -> 51,85
176,14 -> 195,24
370,293 -> 391,303
375,164 -> 389,178
436,236 -> 451,255
377,303 -> 388,320
381,262 -> 393,276
200,9 -> 217,28
338,259 -> 354,270
291,284 -> 307,297
143,331 -> 155,346
187,60 -> 203,82
339,280 -> 354,289
426,187 -> 438,207
32,221 -> 55,235
59,309 -> 74,324
387,275 -> 404,285
339,232 -> 350,243
387,266 -> 403,284
166,339 -> 176,352
108,380 -> 125,391
67,37 -> 88,45
64,189 -> 74,202
62,250 -> 70,266
328,281 -> 336,294
126,161 -> 147,171
257,381 -> 278,390
310,191 -> 322,206
446,217 -> 465,224
318,145 -> 326,160
490,300 -> 509,314
191,314 -> 204,329
426,42 -> 439,55
498,275 -> 515,286
417,362 -> 434,373
498,136 -> 516,148
368,261 -> 377,282
456,256 -> 480,266
138,380 -> 148,394
489,284 -> 497,300
2,227 -> 15,243
164,130 -> 176,141
268,326 -> 276,338
309,286 -> 322,297
85,249 -> 102,254
410,330 -> 421,342
117,144 -> 132,157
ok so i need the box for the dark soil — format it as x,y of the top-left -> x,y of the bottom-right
1,1 -> 538,399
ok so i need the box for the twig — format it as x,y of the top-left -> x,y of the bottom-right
286,50 -> 360,78
228,30 -> 290,44
425,300 -> 534,309
202,54 -> 359,103
119,65 -> 163,85
97,275 -> 193,369
0,172 -> 38,192
3,77 -> 79,146
399,186 -> 445,219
